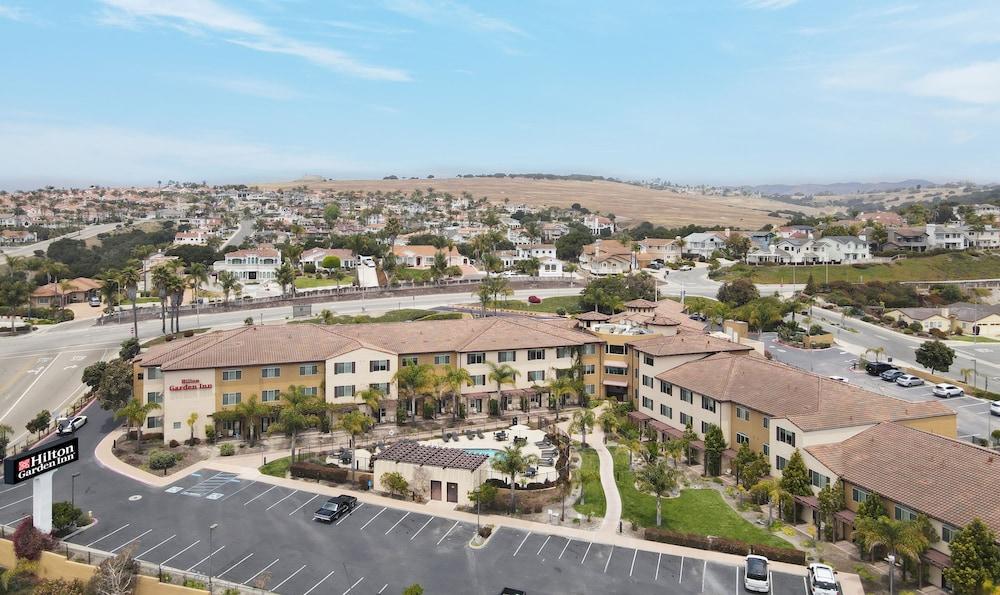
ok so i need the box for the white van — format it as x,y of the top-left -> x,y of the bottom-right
744,554 -> 770,593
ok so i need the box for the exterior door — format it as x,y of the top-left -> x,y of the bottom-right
430,480 -> 442,501
446,482 -> 458,503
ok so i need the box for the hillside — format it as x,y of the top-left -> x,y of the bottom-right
717,253 -> 1000,284
259,177 -> 823,229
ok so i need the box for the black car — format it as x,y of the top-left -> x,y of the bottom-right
688,314 -> 707,322
866,361 -> 897,376
313,495 -> 358,523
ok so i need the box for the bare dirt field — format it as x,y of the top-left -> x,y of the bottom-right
259,177 -> 822,228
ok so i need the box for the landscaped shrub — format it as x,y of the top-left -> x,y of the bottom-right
12,517 -> 55,560
908,321 -> 923,333
488,399 -> 500,417
204,424 -> 216,444
929,328 -> 947,339
219,443 -> 235,456
52,501 -> 85,534
422,402 -> 435,420
396,406 -> 408,425
33,578 -> 89,595
290,462 -> 349,482
149,450 -> 177,474
168,439 -> 180,448
644,527 -> 805,565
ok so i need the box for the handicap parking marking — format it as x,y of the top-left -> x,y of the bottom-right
206,493 -> 224,500
164,486 -> 184,494
271,563 -> 307,593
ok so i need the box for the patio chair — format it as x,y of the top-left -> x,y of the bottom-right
477,429 -> 484,439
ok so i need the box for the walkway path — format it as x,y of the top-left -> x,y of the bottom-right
557,405 -> 622,536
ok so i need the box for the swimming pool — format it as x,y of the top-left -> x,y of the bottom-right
464,448 -> 500,457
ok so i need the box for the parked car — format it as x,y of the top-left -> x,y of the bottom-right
807,563 -> 839,595
991,401 -> 1000,417
88,296 -> 101,307
527,295 -> 542,304
648,262 -> 662,270
679,264 -> 693,271
688,313 -> 707,322
56,415 -> 87,435
880,369 -> 905,382
866,361 -> 897,376
313,495 -> 358,523
895,374 -> 925,387
744,555 -> 770,593
932,383 -> 964,398
828,376 -> 849,384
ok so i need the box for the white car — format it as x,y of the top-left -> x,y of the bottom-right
895,374 -> 925,387
828,376 -> 849,384
56,415 -> 87,435
678,264 -> 693,271
990,401 -> 1000,417
744,555 -> 770,593
807,563 -> 839,595
932,383 -> 964,398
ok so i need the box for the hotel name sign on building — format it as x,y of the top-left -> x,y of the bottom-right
4,438 -> 79,485
169,378 -> 213,391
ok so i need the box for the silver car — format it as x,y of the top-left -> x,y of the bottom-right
895,374 -> 924,387
932,383 -> 963,398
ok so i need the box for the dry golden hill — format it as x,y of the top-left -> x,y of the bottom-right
259,177 -> 822,228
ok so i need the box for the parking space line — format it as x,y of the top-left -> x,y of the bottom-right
337,502 -> 365,525
536,535 -> 551,556
111,528 -> 153,553
655,553 -> 661,581
87,524 -> 130,547
580,542 -> 592,564
803,576 -> 808,593
558,538 -> 570,559
136,534 -> 175,560
218,553 -> 253,577
679,556 -> 684,583
243,558 -> 279,585
603,546 -> 614,573
701,559 -> 706,592
266,490 -> 298,511
0,496 -> 32,511
343,577 -> 364,594
735,565 -> 739,595
436,521 -> 459,545
0,484 -> 25,495
186,545 -> 225,572
161,540 -> 200,566
271,563 -> 307,593
385,511 -> 410,535
410,517 -> 434,541
959,402 -> 988,409
512,532 -> 531,557
290,495 -> 319,516
221,480 -> 256,502
303,570 -> 336,595
378,584 -> 388,594
361,507 -> 386,531
244,485 -> 277,506
5,514 -> 30,526
629,548 -> 637,577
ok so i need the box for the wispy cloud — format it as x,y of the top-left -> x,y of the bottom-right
744,0 -> 798,10
384,0 -> 525,36
0,3 -> 27,21
324,19 -> 412,36
190,75 -> 302,100
98,0 -> 410,81
910,61 -> 1000,105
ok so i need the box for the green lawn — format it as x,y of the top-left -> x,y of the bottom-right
611,448 -> 791,548
294,275 -> 353,288
260,456 -> 291,477
573,447 -> 606,518
716,253 -> 1000,284
293,308 -> 464,325
394,267 -> 434,283
948,335 -> 1000,343
498,295 -> 583,314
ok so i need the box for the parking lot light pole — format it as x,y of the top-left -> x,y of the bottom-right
208,523 -> 218,592
71,472 -> 80,508
887,554 -> 895,595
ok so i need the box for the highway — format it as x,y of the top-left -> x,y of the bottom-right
0,222 -> 122,258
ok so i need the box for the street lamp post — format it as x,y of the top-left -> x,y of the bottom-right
887,554 -> 895,595
71,472 -> 80,508
208,523 -> 218,592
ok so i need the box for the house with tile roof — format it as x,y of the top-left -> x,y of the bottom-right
212,244 -> 282,283
885,302 -> 1000,338
30,277 -> 101,308
578,238 -> 635,275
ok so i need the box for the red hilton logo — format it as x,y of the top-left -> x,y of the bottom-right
17,459 -> 30,473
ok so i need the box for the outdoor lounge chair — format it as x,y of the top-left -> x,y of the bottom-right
476,429 -> 484,438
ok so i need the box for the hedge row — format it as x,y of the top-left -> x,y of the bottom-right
644,527 -> 806,565
290,462 -> 348,482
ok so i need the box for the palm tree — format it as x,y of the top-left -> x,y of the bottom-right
491,444 -> 539,513
441,365 -> 473,421
636,460 -> 679,526
276,262 -> 296,296
486,362 -> 520,412
114,398 -> 161,453
272,385 -> 321,459
570,409 -> 596,447
166,270 -> 185,334
218,270 -> 239,304
752,478 -> 790,528
119,265 -> 141,340
596,405 -> 619,437
186,412 -> 199,444
234,395 -> 271,446
429,251 -> 448,284
58,279 -> 76,309
853,516 -> 928,590
186,262 -> 209,308
357,386 -> 385,422
392,363 -> 434,423
98,273 -> 119,313
151,265 -> 173,335
663,439 -> 684,469
338,410 -> 373,484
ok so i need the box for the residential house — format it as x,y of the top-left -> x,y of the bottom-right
212,244 -> 282,283
30,277 -> 102,309
885,303 -> 1000,339
776,225 -> 816,239
516,244 -> 557,260
0,230 -> 37,244
884,228 -> 928,252
682,232 -> 726,260
583,215 -> 615,236
856,211 -> 905,228
173,230 -> 209,246
578,239 -> 635,275
541,222 -> 569,242
637,238 -> 682,264
925,224 -> 969,251
391,245 -> 468,269
300,248 -> 358,270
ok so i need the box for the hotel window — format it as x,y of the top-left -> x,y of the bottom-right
762,443 -> 769,457
334,385 -> 355,398
736,406 -> 750,422
701,421 -> 714,434
222,369 -> 242,381
498,350 -> 517,363
659,380 -> 672,395
851,487 -> 870,504
300,364 -> 320,376
763,417 -> 770,429
777,427 -> 796,447
370,359 -> 390,372
736,433 -> 750,445
556,347 -> 573,359
302,387 -> 318,396
942,524 -> 957,543
644,354 -> 654,366
680,388 -> 693,404
262,389 -> 280,402
776,455 -> 787,471
333,362 -> 353,375
369,382 -> 390,394
147,416 -> 163,429
810,470 -> 830,489
605,344 -> 626,355
434,354 -> 451,365
582,344 -> 597,355
172,422 -> 182,430
147,367 -> 162,380
642,397 -> 653,410
527,349 -> 545,361
894,505 -> 918,522
527,370 -> 545,382
659,404 -> 672,418
471,375 -> 486,386
701,396 -> 716,412
679,412 -> 692,426
585,384 -> 595,395
604,366 -> 627,376
222,392 -> 241,406
642,375 -> 654,388
467,352 -> 485,365
583,364 -> 595,375
402,356 -> 419,367
146,392 -> 163,405
261,366 -> 281,379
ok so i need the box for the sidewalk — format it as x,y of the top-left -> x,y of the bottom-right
556,404 -> 622,536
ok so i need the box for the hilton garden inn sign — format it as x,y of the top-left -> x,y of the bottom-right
3,437 -> 79,532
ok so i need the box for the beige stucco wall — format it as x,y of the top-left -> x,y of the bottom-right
159,368 -> 217,443
372,459 -> 486,506
325,346 -> 398,408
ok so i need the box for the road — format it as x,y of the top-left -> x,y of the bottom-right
0,406 -> 818,595
764,333 -> 1000,443
0,222 -> 122,258
223,218 -> 255,249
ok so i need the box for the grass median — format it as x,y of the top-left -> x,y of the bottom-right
573,447 -> 606,518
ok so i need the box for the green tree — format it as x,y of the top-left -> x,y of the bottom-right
402,584 -> 424,595
338,410 -> 374,483
731,442 -> 756,487
779,449 -> 812,520
717,278 -> 759,308
724,234 -> 753,261
118,337 -> 140,361
25,410 -> 51,440
320,255 -> 341,270
944,519 -> 1000,595
853,516 -> 929,590
0,423 -> 12,459
740,453 -> 771,491
393,363 -> 434,423
96,359 -> 134,411
429,251 -> 448,283
817,479 -> 844,542
467,483 -> 497,510
491,444 -> 539,513
486,362 -> 520,410
357,386 -> 385,422
441,365 -> 473,421
186,262 -> 209,308
663,438 -> 685,469
636,460 -> 678,527
752,477 -> 789,528
681,423 -> 698,465
804,273 -> 817,294
381,471 -> 409,498
114,398 -> 161,453
276,262 -> 296,296
323,203 -> 340,227
119,264 -> 141,339
915,339 -> 955,374
233,395 -> 270,446
570,409 -> 596,447
186,412 -> 199,443
82,361 -> 108,390
702,423 -> 727,477
217,270 -> 240,304
269,385 -> 321,458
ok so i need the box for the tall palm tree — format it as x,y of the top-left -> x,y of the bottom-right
119,265 -> 141,340
357,386 -> 385,422
393,363 -> 434,423
151,265 -> 173,335
272,385 -> 321,459
486,362 -> 520,412
57,279 -> 76,309
234,395 -> 271,446
636,460 -> 679,526
570,408 -> 596,447
546,375 -> 577,422
276,262 -> 296,296
491,444 -> 539,513
114,398 -> 161,453
186,412 -> 199,444
166,270 -> 186,334
338,410 -> 373,484
853,516 -> 928,590
663,439 -> 685,469
441,365 -> 473,421
186,262 -> 209,308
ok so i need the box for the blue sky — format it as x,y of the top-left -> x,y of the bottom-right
1,0 -> 998,189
